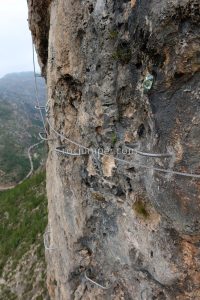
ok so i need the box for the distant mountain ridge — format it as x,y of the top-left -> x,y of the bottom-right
0,72 -> 46,185
0,72 -> 45,103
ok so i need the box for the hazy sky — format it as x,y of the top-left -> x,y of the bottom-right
0,0 -> 39,78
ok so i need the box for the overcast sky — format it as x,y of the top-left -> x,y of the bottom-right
0,0 -> 39,78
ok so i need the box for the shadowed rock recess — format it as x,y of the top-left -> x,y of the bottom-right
27,0 -> 200,299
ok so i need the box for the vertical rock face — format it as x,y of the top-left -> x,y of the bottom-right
27,0 -> 200,299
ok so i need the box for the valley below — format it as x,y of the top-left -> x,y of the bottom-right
0,72 -> 46,186
0,72 -> 49,299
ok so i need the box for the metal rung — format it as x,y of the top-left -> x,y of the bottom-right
126,147 -> 173,158
84,271 -> 111,290
39,132 -> 49,141
45,106 -> 50,114
45,99 -> 50,113
35,105 -> 46,110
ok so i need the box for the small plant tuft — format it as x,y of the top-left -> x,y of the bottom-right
111,132 -> 117,145
133,200 -> 150,219
112,46 -> 132,64
109,30 -> 118,39
92,192 -> 105,202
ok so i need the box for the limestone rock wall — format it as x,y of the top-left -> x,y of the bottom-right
27,0 -> 200,299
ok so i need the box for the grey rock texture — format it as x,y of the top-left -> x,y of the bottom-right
27,0 -> 200,299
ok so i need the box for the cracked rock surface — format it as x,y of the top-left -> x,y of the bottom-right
27,0 -> 200,299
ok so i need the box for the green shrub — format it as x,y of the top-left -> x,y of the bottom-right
112,45 -> 132,64
133,200 -> 150,219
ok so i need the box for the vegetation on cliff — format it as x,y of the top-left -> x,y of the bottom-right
0,171 -> 48,299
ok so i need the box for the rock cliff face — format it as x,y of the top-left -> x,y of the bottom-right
27,0 -> 200,299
